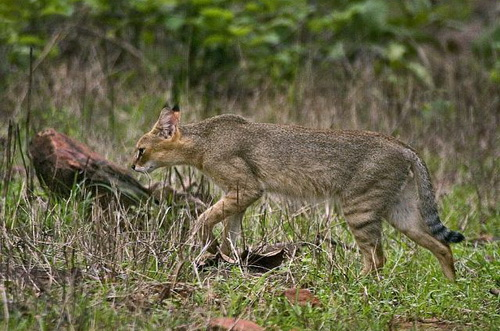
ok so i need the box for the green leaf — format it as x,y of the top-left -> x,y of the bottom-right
386,42 -> 406,63
250,32 -> 280,46
41,2 -> 74,17
407,61 -> 434,87
308,16 -> 333,33
17,34 -> 45,46
270,17 -> 295,29
203,34 -> 228,47
165,15 -> 185,31
489,62 -> 500,83
229,25 -> 252,37
200,7 -> 234,21
328,42 -> 345,60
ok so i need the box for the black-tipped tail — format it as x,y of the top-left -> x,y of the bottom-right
444,230 -> 465,243
409,151 -> 465,245
428,216 -> 465,244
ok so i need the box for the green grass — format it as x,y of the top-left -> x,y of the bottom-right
1,37 -> 498,329
1,176 -> 498,330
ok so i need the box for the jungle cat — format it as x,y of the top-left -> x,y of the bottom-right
132,105 -> 465,280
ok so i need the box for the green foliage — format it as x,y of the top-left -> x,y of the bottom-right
0,2 -> 497,329
473,22 -> 500,83
0,0 -> 483,91
0,0 -> 74,67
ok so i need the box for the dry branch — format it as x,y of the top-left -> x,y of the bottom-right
29,128 -> 151,207
29,129 -> 209,209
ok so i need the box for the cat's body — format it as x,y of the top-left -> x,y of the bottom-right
132,106 -> 464,280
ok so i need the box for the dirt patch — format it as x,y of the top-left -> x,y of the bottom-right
208,317 -> 264,331
388,316 -> 472,331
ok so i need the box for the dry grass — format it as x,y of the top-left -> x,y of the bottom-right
0,35 -> 499,329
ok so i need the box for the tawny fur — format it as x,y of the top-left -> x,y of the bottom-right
132,106 -> 464,280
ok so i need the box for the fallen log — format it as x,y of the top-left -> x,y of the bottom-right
29,129 -> 209,209
29,128 -> 152,207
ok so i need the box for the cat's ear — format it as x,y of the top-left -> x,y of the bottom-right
155,105 -> 180,139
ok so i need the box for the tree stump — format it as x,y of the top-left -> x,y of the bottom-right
29,128 -> 151,207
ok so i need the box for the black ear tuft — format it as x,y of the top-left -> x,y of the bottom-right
172,104 -> 180,112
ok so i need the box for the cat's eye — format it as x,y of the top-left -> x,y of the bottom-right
137,148 -> 145,159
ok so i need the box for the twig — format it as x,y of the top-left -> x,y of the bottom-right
1,122 -> 15,202
15,27 -> 72,116
77,26 -> 148,64
15,125 -> 30,193
32,29 -> 69,73
103,41 -> 115,136
26,47 -> 33,147
316,234 -> 356,251
26,47 -> 34,198
173,167 -> 187,192
0,281 -> 8,327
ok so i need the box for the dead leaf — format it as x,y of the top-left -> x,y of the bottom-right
241,243 -> 299,271
197,243 -> 301,272
283,288 -> 321,307
241,249 -> 284,271
219,252 -> 238,264
208,317 -> 264,331
489,288 -> 500,297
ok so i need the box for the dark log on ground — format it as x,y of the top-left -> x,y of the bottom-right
29,128 -> 151,207
29,129 -> 208,209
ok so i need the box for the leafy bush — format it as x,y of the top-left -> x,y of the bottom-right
0,0 -> 491,93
